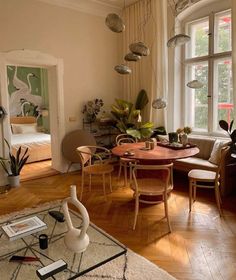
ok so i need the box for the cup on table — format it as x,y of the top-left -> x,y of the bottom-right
39,234 -> 48,250
168,132 -> 178,143
145,141 -> 150,149
149,141 -> 155,150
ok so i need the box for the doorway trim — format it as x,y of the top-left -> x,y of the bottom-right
0,49 -> 66,184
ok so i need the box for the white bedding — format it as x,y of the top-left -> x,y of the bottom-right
11,133 -> 51,163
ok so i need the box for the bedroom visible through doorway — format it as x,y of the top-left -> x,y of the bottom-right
7,65 -> 55,180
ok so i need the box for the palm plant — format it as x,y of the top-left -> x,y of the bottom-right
0,139 -> 29,176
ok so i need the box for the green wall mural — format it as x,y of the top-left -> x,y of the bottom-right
7,66 -> 50,132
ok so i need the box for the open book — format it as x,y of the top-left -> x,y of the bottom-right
2,216 -> 47,241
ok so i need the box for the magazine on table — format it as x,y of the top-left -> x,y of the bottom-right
2,216 -> 47,241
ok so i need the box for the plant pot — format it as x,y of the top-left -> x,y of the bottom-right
8,175 -> 20,187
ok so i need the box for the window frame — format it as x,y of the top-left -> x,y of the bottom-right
183,9 -> 232,136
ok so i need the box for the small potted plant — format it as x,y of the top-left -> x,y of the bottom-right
176,126 -> 192,146
0,139 -> 29,187
82,99 -> 104,123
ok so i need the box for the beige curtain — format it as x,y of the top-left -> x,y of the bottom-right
232,0 -> 236,121
122,0 -> 168,127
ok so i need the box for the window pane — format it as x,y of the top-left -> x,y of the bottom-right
186,17 -> 209,58
214,58 -> 233,131
186,62 -> 208,131
215,10 -> 232,53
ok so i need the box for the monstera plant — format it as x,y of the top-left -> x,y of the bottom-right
111,90 -> 153,139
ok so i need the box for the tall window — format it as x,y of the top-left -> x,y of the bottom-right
185,10 -> 232,133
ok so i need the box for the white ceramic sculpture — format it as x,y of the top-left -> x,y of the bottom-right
62,185 -> 90,253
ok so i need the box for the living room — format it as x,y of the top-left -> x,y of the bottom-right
0,0 -> 236,279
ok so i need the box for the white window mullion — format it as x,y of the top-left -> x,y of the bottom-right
208,13 -> 214,133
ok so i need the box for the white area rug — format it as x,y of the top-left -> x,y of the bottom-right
0,201 -> 176,280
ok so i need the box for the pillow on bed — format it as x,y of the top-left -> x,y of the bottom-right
11,123 -> 38,134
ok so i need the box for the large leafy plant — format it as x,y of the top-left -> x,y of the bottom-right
219,119 -> 236,146
111,89 -> 153,139
0,139 -> 29,176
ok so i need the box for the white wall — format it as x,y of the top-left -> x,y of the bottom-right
0,0 -> 122,133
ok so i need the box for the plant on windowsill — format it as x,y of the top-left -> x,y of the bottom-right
176,126 -> 192,146
0,139 -> 29,187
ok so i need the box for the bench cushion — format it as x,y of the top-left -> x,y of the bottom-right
208,139 -> 230,164
188,137 -> 215,160
174,157 -> 217,172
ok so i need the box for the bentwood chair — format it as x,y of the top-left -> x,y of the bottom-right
116,134 -> 137,186
130,163 -> 173,231
188,146 -> 230,215
76,146 -> 114,200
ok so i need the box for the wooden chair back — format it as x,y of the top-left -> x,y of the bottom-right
116,134 -> 135,145
130,163 -> 173,194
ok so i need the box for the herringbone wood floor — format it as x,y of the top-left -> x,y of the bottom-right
0,167 -> 236,280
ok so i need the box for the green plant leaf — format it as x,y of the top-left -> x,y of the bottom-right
126,128 -> 141,139
219,120 -> 229,132
230,130 -> 236,143
116,121 -> 127,133
140,122 -> 154,129
0,161 -> 10,175
229,120 -> 234,133
18,156 -> 29,173
135,89 -> 149,110
140,127 -> 153,138
4,138 -> 11,151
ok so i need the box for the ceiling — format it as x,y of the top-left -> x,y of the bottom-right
94,0 -> 139,9
37,0 -> 202,17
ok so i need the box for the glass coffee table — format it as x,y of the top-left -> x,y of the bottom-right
0,205 -> 127,279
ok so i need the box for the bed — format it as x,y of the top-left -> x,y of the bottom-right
10,116 -> 51,163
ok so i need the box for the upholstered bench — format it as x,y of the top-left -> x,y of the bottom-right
172,136 -> 235,196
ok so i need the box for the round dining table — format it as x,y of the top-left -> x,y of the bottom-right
112,142 -> 199,204
112,142 -> 199,163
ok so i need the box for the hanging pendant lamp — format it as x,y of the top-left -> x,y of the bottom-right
152,98 -> 167,109
167,34 -> 191,48
105,13 -> 125,33
124,53 -> 141,62
114,64 -> 131,74
187,79 -> 204,89
129,42 -> 150,56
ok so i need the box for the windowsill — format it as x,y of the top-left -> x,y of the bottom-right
191,132 -> 230,141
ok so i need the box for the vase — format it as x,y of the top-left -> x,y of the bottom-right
62,185 -> 90,253
180,133 -> 188,146
8,175 -> 20,187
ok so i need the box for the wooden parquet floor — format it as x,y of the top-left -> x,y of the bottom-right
0,170 -> 236,280
20,160 -> 59,181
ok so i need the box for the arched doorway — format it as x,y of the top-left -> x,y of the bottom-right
0,50 -> 67,185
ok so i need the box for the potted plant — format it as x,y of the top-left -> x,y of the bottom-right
0,139 -> 29,187
219,119 -> 236,154
82,99 -> 104,123
176,126 -> 192,145
111,90 -> 154,140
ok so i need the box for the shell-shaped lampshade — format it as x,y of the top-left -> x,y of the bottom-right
187,79 -> 204,89
105,13 -> 125,33
129,42 -> 150,56
152,98 -> 167,109
124,53 -> 141,62
167,34 -> 191,48
114,64 -> 131,74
